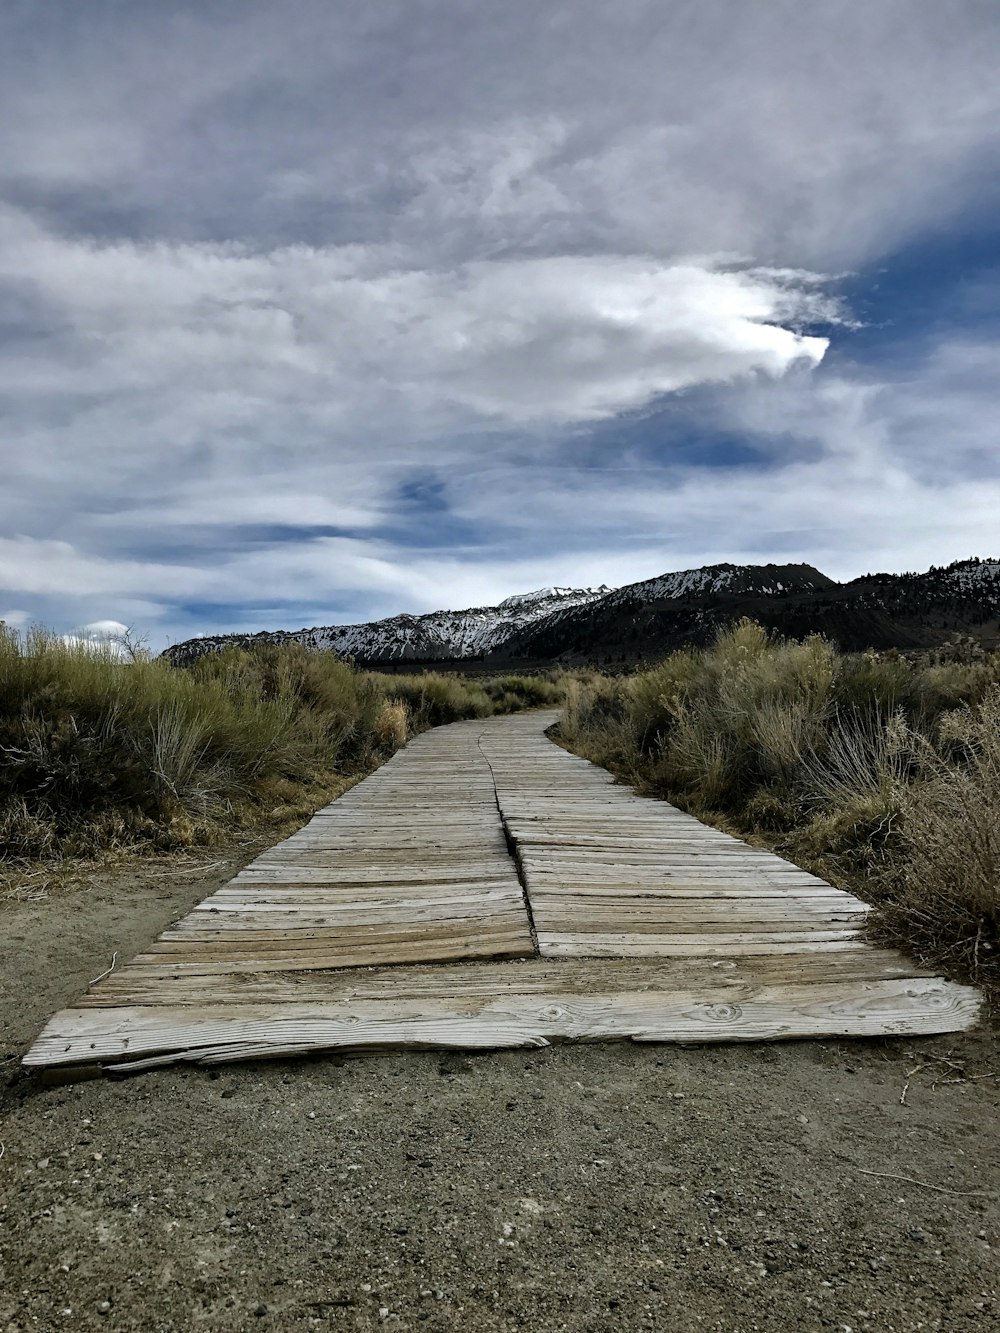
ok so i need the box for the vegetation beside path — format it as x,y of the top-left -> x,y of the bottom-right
7,613 -> 997,1000
0,627 -> 562,866
558,620 -> 1000,994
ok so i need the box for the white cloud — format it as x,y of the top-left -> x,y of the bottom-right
58,621 -> 133,658
0,210 -> 831,427
78,619 -> 131,637
5,5 -> 999,267
0,537 -> 207,600
1,3 -> 999,641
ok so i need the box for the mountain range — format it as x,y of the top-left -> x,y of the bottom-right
163,557 -> 1000,668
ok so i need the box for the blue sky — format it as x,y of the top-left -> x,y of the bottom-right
1,1 -> 999,649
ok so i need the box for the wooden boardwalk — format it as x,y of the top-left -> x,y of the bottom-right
24,712 -> 980,1073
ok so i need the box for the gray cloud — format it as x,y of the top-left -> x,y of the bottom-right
6,2 -> 997,261
1,2 -> 999,640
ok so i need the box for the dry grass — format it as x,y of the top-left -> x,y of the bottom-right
872,691 -> 1000,983
373,699 -> 409,750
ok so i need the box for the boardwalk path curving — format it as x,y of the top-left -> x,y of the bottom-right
24,712 -> 980,1073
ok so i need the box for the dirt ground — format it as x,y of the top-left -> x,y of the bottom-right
1,843 -> 997,1333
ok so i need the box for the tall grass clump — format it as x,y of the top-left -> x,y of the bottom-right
874,690 -> 1000,982
559,670 -> 636,774
1,630 -> 325,858
557,620 -> 1000,990
0,630 -> 550,866
482,673 -> 564,713
562,621 -> 836,809
651,622 -> 835,807
368,671 -> 493,728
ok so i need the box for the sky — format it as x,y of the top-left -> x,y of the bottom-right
1,1 -> 999,649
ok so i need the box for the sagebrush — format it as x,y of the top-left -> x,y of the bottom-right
0,627 -> 561,862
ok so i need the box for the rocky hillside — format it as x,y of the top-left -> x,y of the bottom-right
163,558 -> 1000,668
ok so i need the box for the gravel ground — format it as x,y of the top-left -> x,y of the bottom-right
1,846 -> 997,1333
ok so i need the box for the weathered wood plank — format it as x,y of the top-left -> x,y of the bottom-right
23,977 -> 981,1069
521,882 -> 864,902
77,949 -> 935,1008
119,932 -> 534,975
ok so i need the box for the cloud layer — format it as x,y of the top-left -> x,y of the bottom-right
1,2 -> 999,643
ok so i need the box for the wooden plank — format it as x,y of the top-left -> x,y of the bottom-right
195,887 -> 521,910
521,882 -> 865,903
162,904 -> 530,938
229,867 -> 514,884
528,903 -> 866,930
77,949 -> 934,1008
537,934 -> 863,957
144,912 -> 532,952
176,901 -> 528,932
23,978 -> 981,1069
119,932 -> 534,975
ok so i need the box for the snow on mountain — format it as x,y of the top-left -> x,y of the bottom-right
940,558 -> 1000,591
497,587 -> 606,610
513,564 -> 834,645
603,562 -> 834,606
162,566 -> 835,665
165,586 -> 610,664
309,586 -> 611,659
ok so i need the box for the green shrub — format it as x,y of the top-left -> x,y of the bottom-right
0,631 -> 545,864
913,660 -> 1000,724
833,652 -> 914,716
797,709 -> 909,811
621,620 -> 835,810
626,650 -> 701,753
482,673 -> 564,713
370,671 -> 493,728
559,673 -> 637,774
793,791 -> 901,883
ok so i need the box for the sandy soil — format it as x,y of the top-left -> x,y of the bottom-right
1,844 -> 998,1333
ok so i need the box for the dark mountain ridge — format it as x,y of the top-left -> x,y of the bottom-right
496,558 -> 1000,665
163,557 -> 1000,669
